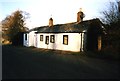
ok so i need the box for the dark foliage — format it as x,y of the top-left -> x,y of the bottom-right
12,32 -> 24,46
99,1 -> 120,59
2,10 -> 29,45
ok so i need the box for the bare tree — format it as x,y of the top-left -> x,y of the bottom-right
99,1 -> 120,56
100,1 -> 120,25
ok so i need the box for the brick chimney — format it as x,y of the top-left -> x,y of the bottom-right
49,17 -> 53,27
77,8 -> 84,23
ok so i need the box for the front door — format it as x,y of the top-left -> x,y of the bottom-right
45,36 -> 49,45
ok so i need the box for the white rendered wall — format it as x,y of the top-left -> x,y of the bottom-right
36,33 -> 84,52
23,31 -> 37,47
34,34 -> 37,47
28,31 -> 34,46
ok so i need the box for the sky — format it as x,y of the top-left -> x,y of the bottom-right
0,0 -> 117,29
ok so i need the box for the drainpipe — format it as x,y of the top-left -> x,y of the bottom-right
80,33 -> 83,52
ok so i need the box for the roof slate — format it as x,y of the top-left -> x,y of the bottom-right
28,18 -> 104,33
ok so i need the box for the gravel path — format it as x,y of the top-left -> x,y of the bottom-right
2,45 -> 119,79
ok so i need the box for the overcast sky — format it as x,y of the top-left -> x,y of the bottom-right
0,0 -> 117,29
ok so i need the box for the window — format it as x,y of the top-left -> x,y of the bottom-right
40,35 -> 43,41
63,35 -> 68,45
50,35 -> 55,43
45,36 -> 49,45
25,34 -> 27,40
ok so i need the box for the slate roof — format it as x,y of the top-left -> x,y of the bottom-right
27,18 -> 105,34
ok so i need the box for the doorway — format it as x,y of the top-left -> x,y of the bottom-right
45,36 -> 49,45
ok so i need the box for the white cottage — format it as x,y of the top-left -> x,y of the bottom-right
23,30 -> 37,47
23,10 -> 105,52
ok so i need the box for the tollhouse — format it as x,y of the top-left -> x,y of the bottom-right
23,9 -> 106,52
